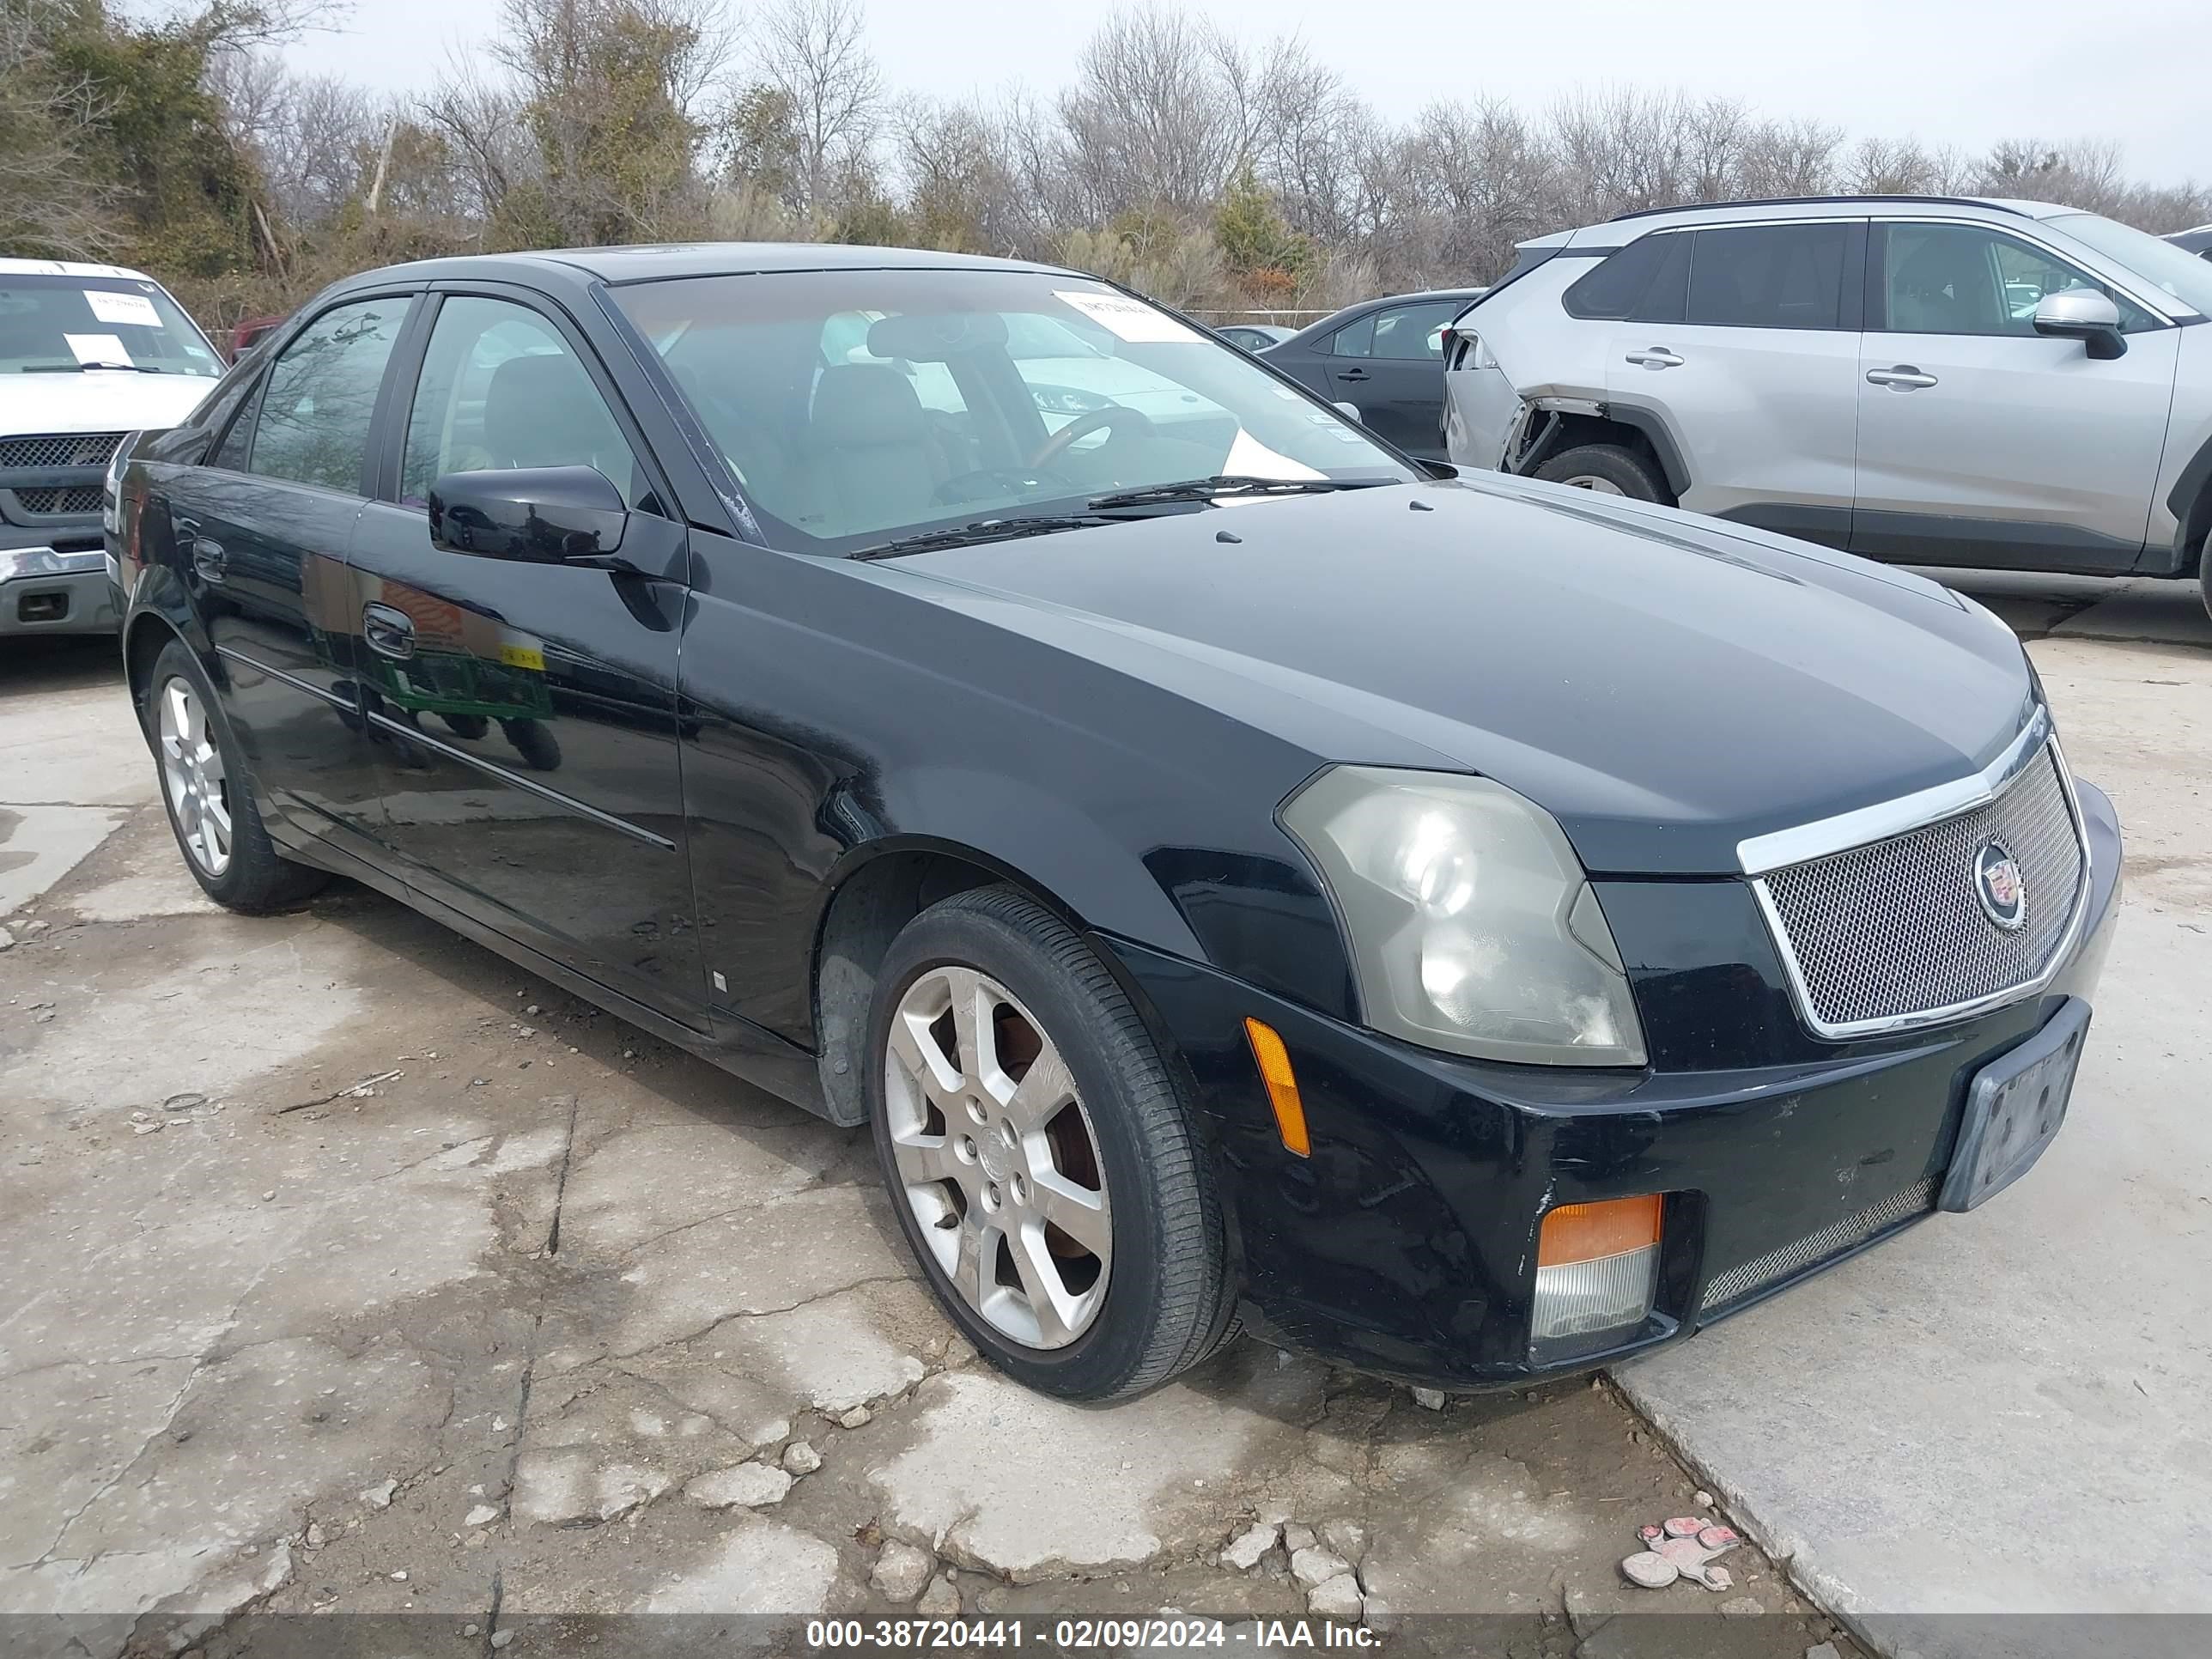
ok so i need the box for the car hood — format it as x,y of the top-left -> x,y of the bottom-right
0,371 -> 216,436
895,477 -> 2040,875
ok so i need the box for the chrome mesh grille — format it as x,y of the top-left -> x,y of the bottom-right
0,432 -> 124,470
9,484 -> 102,516
1699,1177 -> 1937,1313
1759,745 -> 2082,1033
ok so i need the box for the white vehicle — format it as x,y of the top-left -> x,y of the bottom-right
1442,196 -> 2212,617
1,258 -> 222,636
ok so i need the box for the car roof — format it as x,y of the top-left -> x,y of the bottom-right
0,256 -> 157,281
1275,289 -> 1489,347
331,242 -> 1075,293
1551,194 -> 2086,249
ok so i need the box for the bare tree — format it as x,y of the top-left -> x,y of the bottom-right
748,0 -> 883,216
0,2 -> 125,257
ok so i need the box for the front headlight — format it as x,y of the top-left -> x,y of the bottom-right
101,432 -> 137,535
1281,767 -> 1646,1066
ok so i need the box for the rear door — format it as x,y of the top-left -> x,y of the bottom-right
1320,300 -> 1462,458
344,286 -> 703,1024
1602,220 -> 1865,544
182,292 -> 416,854
1851,219 -> 2179,572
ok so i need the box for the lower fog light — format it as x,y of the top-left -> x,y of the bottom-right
1531,1195 -> 1663,1356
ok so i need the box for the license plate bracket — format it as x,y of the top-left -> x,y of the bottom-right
1939,997 -> 2090,1213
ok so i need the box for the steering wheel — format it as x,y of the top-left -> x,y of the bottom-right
1028,404 -> 1156,470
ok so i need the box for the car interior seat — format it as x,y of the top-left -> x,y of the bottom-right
803,363 -> 950,534
1890,234 -> 1999,333
481,352 -> 636,495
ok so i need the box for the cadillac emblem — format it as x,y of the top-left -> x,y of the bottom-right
1974,841 -> 2027,932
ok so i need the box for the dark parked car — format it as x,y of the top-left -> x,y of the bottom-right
111,245 -> 2118,1402
1261,288 -> 1486,458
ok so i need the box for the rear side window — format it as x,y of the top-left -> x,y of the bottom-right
1686,223 -> 1850,330
249,299 -> 407,493
1563,234 -> 1689,322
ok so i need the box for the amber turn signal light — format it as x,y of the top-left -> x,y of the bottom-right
1538,1194 -> 1664,1267
1243,1017 -> 1310,1158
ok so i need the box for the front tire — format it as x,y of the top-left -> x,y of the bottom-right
866,885 -> 1235,1401
145,640 -> 328,914
1534,442 -> 1669,502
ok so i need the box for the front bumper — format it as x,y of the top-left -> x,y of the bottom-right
0,547 -> 118,635
1105,778 -> 2123,1389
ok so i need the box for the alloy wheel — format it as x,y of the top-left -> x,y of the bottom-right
883,965 -> 1111,1349
158,676 -> 233,876
1561,474 -> 1626,495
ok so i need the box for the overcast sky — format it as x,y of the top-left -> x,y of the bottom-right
278,0 -> 2212,184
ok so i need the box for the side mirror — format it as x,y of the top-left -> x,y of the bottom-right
1333,400 -> 1363,422
2032,289 -> 2126,360
428,466 -> 628,565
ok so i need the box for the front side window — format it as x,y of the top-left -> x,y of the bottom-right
0,274 -> 221,378
250,299 -> 407,493
400,296 -> 640,507
1882,222 -> 2158,335
615,269 -> 1411,552
1686,223 -> 1850,330
1367,301 -> 1460,361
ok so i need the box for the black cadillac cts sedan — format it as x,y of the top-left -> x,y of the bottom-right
107,245 -> 2120,1401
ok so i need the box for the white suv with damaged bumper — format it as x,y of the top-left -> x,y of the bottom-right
1,258 -> 221,637
1442,196 -> 2212,618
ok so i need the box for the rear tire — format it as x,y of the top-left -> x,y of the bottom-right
2199,531 -> 2212,625
1534,442 -> 1668,502
866,884 -> 1236,1402
145,640 -> 329,914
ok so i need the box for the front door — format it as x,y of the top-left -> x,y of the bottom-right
181,294 -> 414,854
345,289 -> 702,1024
1322,300 -> 1461,458
1852,220 -> 2179,571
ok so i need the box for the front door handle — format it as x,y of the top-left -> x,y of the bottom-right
190,537 -> 227,584
362,602 -> 416,660
1626,347 -> 1684,368
1866,366 -> 1939,389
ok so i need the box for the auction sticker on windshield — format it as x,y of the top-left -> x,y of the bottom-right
1054,288 -> 1202,344
85,290 -> 161,328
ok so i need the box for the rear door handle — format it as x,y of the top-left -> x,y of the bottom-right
1625,348 -> 1683,369
189,536 -> 227,584
1867,366 -> 1939,389
362,602 -> 416,659
1334,368 -> 1371,382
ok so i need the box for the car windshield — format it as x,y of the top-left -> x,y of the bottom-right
2047,213 -> 2212,317
612,267 -> 1414,554
0,274 -> 222,376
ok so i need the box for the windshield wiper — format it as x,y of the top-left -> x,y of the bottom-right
24,361 -> 164,374
1085,475 -> 1377,511
850,514 -> 1119,562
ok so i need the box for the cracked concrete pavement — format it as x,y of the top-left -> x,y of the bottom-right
2,565 -> 2203,1657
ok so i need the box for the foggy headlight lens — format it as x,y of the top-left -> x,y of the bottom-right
1282,767 -> 1646,1066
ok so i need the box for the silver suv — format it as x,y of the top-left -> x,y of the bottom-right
1442,196 -> 2212,616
